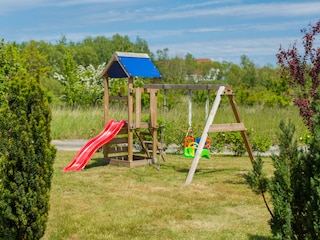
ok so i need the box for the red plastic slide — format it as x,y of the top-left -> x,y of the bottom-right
61,119 -> 126,172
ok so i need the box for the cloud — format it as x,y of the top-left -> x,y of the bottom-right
1,0 -> 318,66
148,35 -> 301,65
71,1 -> 320,29
0,0 -> 42,14
172,0 -> 241,10
143,2 -> 320,22
0,0 -> 141,15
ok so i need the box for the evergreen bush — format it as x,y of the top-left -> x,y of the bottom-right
0,75 -> 56,239
246,114 -> 320,239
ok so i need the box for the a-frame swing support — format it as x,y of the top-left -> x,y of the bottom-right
185,85 -> 255,185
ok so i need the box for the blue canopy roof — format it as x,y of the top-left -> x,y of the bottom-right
101,52 -> 162,79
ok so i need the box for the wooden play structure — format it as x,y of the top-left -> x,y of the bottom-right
100,52 -> 254,184
100,52 -> 165,167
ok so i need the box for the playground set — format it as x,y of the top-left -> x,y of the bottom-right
62,52 -> 254,184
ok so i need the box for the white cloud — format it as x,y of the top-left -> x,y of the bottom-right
1,0 -> 318,66
148,35 -> 301,65
144,2 -> 320,21
72,1 -> 320,29
0,0 -> 42,14
0,0 -> 140,15
172,0 -> 241,10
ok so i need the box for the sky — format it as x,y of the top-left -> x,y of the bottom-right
0,0 -> 319,66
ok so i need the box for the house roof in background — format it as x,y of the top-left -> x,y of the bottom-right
196,58 -> 212,64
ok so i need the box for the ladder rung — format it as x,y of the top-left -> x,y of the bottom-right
138,131 -> 151,136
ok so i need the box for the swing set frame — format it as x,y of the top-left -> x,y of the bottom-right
143,84 -> 254,185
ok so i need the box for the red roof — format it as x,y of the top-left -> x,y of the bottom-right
196,58 -> 211,64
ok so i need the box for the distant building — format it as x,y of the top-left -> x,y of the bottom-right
196,58 -> 211,64
186,58 -> 219,82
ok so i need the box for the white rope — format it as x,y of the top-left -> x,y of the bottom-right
188,90 -> 192,130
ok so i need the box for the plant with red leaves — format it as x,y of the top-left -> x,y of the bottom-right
277,20 -> 320,131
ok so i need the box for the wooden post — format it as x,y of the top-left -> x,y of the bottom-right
127,77 -> 134,162
227,94 -> 255,164
103,76 -> 109,159
185,86 -> 225,185
104,76 -> 109,123
150,89 -> 158,163
135,88 -> 141,128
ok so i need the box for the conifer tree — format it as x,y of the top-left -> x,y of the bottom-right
245,20 -> 320,239
268,120 -> 299,239
0,65 -> 56,238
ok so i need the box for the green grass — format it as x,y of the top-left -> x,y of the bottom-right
43,151 -> 273,240
51,104 -> 307,146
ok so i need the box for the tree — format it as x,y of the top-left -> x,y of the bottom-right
240,55 -> 257,88
133,36 -> 152,57
22,40 -> 51,82
184,53 -> 197,76
110,34 -> 134,53
56,49 -> 80,106
73,44 -> 99,67
0,40 -> 25,106
156,48 -> 170,61
277,20 -> 320,130
0,74 -> 56,239
246,20 -> 320,239
54,58 -> 106,106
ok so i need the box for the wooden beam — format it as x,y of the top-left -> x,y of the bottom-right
127,77 -> 134,162
135,88 -> 142,128
209,123 -> 246,132
150,89 -> 158,162
142,84 -> 229,91
103,76 -> 109,159
227,94 -> 255,164
185,86 -> 226,185
109,96 -> 127,101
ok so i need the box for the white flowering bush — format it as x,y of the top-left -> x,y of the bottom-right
54,63 -> 106,106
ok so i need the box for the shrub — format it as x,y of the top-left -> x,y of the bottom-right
0,75 -> 56,239
246,115 -> 320,239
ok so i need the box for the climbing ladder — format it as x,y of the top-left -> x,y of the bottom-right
135,128 -> 166,162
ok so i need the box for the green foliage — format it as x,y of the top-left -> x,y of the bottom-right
245,117 -> 320,239
0,40 -> 25,106
211,132 -> 246,156
211,130 -> 271,156
218,55 -> 291,107
299,102 -> 320,239
2,36 -> 294,108
54,51 -> 106,106
22,40 -> 51,81
300,129 -> 312,145
245,120 -> 298,239
0,75 -> 56,239
244,156 -> 269,195
251,135 -> 272,153
268,120 -> 299,239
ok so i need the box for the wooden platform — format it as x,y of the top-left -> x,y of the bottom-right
107,155 -> 153,168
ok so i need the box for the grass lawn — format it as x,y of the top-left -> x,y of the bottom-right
43,151 -> 273,240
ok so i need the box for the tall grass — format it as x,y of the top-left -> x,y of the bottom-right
43,151 -> 273,239
51,103 -> 307,146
